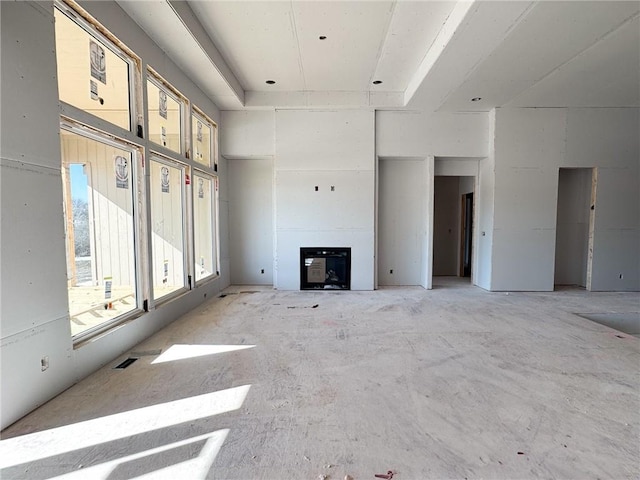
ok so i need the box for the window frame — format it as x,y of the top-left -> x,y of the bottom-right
54,0 -> 140,136
190,106 -> 218,171
147,153 -> 190,305
60,118 -> 145,343
192,169 -> 220,285
146,68 -> 188,157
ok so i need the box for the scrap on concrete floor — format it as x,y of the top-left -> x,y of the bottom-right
1,278 -> 639,479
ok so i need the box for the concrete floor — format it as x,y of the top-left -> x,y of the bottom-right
1,278 -> 639,479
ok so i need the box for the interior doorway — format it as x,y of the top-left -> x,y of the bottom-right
433,176 -> 474,282
555,168 -> 593,289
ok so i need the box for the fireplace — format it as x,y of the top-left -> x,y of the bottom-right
300,247 -> 351,290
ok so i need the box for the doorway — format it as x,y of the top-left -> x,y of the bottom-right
555,168 -> 593,288
433,176 -> 474,282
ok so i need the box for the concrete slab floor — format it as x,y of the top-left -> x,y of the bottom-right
2,278 -> 639,479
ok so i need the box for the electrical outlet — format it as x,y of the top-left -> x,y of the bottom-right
41,356 -> 49,372
619,273 -> 624,279
261,269 -> 265,274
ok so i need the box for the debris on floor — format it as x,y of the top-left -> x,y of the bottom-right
375,471 -> 394,479
344,476 -> 353,480
318,475 -> 329,480
324,464 -> 333,468
304,455 -> 311,462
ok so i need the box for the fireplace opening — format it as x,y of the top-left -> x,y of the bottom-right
300,247 -> 351,290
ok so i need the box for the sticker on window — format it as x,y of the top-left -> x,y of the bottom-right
115,155 -> 129,189
90,80 -> 99,100
161,166 -> 170,193
196,120 -> 203,142
89,40 -> 106,84
159,90 -> 168,119
198,178 -> 204,198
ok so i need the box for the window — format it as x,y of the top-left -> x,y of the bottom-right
60,127 -> 140,337
191,109 -> 216,168
149,157 -> 187,300
147,73 -> 183,154
54,1 -> 222,342
54,6 -> 133,131
193,172 -> 218,282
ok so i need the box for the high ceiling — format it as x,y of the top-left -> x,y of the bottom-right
116,0 -> 640,112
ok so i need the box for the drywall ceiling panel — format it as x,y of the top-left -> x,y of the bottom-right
441,2 -> 640,111
406,1 -> 534,111
189,1 -> 303,91
507,15 -> 640,108
373,1 -> 455,92
292,1 -> 394,91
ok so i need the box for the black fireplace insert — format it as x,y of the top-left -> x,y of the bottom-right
300,247 -> 351,290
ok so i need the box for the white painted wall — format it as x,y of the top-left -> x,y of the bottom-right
491,107 -> 639,291
555,168 -> 592,287
228,159 -> 274,285
0,1 -> 228,429
275,110 -> 375,290
378,158 -> 426,285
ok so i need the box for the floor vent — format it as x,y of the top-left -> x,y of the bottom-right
114,357 -> 138,369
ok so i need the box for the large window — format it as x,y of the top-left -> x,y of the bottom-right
191,109 -> 216,169
55,1 -> 220,342
60,128 -> 140,337
149,157 -> 187,300
54,6 -> 133,131
193,172 -> 218,282
147,73 -> 183,154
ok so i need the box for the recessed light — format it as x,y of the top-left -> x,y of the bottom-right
266,80 -> 276,85
471,97 -> 482,102
319,35 -> 327,40
373,80 -> 382,85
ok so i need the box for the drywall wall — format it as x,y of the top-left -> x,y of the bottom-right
475,111 -> 496,290
1,0 -> 76,431
0,1 -> 228,430
221,111 -> 275,159
433,176 -> 460,276
376,111 -> 489,158
228,158 -> 274,285
275,110 -> 375,290
491,107 -> 639,291
555,168 -> 592,287
378,158 -> 426,286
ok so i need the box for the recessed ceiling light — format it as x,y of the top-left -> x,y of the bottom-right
319,35 -> 327,40
471,97 -> 482,102
373,80 -> 382,85
266,80 -> 276,85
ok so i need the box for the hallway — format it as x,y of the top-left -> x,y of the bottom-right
2,285 -> 638,479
